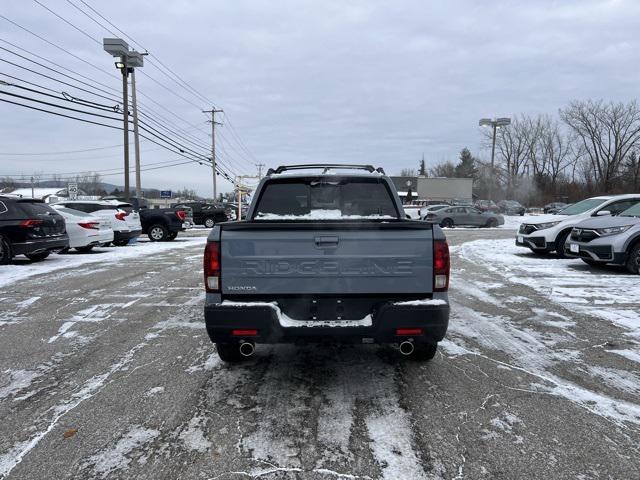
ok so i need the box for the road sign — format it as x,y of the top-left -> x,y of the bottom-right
67,183 -> 78,200
160,190 -> 172,199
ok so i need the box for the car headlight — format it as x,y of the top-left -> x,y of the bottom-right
534,221 -> 561,230
595,225 -> 632,236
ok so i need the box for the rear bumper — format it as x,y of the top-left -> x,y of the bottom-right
204,300 -> 449,345
12,236 -> 69,255
114,229 -> 141,243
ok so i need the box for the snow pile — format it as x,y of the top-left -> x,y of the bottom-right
255,209 -> 395,220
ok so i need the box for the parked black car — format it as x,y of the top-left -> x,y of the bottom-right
498,200 -> 525,216
0,195 -> 68,264
171,201 -> 228,228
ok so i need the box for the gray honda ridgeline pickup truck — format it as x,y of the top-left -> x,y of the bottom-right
203,164 -> 450,362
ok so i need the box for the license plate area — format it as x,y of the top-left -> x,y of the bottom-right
277,297 -> 379,320
517,235 -> 524,243
570,243 -> 579,253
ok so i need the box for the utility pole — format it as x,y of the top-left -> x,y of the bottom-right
203,107 -> 223,202
256,163 -> 265,179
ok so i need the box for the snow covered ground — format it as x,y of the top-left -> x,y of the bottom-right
1,228 -> 638,479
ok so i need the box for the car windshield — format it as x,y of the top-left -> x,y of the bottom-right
557,198 -> 607,215
619,203 -> 640,217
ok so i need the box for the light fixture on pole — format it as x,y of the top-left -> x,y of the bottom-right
479,117 -> 511,201
103,38 -> 144,201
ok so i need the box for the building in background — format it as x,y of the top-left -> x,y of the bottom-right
389,176 -> 473,204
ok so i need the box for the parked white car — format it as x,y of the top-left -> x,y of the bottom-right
53,200 -> 142,246
51,206 -> 113,252
516,194 -> 640,257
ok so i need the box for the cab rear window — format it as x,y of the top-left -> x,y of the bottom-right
254,178 -> 399,220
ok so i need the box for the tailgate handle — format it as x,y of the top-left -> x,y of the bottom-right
314,236 -> 339,247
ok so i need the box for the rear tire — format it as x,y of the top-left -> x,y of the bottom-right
408,343 -> 438,361
167,231 -> 178,241
148,224 -> 168,242
486,218 -> 498,228
216,343 -> 244,363
625,243 -> 640,274
0,235 -> 12,265
555,230 -> 571,258
440,218 -> 454,228
204,217 -> 215,228
25,251 -> 49,262
113,239 -> 129,247
75,245 -> 94,253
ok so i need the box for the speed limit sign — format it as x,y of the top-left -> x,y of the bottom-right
68,182 -> 78,200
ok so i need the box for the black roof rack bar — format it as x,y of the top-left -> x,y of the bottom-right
267,164 -> 385,175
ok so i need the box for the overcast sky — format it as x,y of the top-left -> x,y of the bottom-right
1,0 -> 639,197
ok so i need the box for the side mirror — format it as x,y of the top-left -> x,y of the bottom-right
595,210 -> 611,216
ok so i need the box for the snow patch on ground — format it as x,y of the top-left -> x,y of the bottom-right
457,238 -> 640,340
144,386 -> 165,397
86,426 -> 159,478
0,237 -> 206,289
178,416 -> 212,453
0,369 -> 39,400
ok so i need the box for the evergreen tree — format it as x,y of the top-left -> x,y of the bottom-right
419,155 -> 427,176
455,148 -> 478,179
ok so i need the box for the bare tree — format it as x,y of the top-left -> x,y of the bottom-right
429,161 -> 456,178
560,99 -> 640,192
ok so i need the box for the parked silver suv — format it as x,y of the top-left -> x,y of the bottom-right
564,202 -> 640,273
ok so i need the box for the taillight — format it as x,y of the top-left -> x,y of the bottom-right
204,241 -> 221,292
78,222 -> 99,230
396,328 -> 423,336
19,219 -> 43,228
176,210 -> 187,221
115,211 -> 127,221
433,239 -> 450,291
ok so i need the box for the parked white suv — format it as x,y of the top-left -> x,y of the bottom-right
54,201 -> 142,246
516,194 -> 640,258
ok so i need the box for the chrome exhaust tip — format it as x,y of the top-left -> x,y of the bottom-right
239,341 -> 255,357
399,340 -> 414,356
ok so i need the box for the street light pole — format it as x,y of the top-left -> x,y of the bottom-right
130,68 -> 142,199
121,64 -> 130,201
479,117 -> 511,201
103,39 -> 144,202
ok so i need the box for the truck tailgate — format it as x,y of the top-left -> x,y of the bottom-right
220,223 -> 434,295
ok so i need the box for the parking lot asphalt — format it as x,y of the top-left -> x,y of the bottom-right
0,227 -> 638,479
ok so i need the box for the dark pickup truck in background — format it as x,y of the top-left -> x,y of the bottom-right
102,196 -> 191,241
204,164 -> 450,362
171,201 -> 228,228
